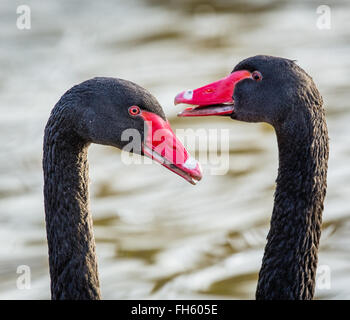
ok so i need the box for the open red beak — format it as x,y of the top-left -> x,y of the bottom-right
174,70 -> 252,117
140,111 -> 202,185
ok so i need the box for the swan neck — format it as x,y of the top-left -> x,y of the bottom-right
43,111 -> 101,300
256,109 -> 329,300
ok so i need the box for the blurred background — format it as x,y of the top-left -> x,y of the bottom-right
0,0 -> 349,299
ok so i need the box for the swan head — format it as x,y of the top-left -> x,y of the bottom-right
174,55 -> 321,127
60,77 -> 202,184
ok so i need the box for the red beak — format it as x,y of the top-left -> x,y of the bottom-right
174,70 -> 252,116
140,111 -> 202,185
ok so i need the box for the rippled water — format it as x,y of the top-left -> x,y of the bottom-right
0,0 -> 349,299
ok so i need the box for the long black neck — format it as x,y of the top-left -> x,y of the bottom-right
43,106 -> 101,300
256,107 -> 329,300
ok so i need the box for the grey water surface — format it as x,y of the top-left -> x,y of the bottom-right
0,0 -> 349,299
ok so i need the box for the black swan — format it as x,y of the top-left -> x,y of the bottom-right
43,77 -> 202,299
174,55 -> 329,300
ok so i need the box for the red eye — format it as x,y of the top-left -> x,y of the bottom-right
252,71 -> 263,81
129,106 -> 141,116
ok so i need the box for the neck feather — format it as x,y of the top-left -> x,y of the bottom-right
43,108 -> 100,300
256,107 -> 329,300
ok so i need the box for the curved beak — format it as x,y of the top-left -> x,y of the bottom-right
140,111 -> 202,185
174,70 -> 251,117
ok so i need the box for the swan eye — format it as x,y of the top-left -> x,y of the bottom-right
252,71 -> 263,81
129,106 -> 141,116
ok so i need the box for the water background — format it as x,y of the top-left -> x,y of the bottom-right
0,0 -> 349,299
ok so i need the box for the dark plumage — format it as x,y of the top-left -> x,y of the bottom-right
175,55 -> 329,300
43,77 -> 201,299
